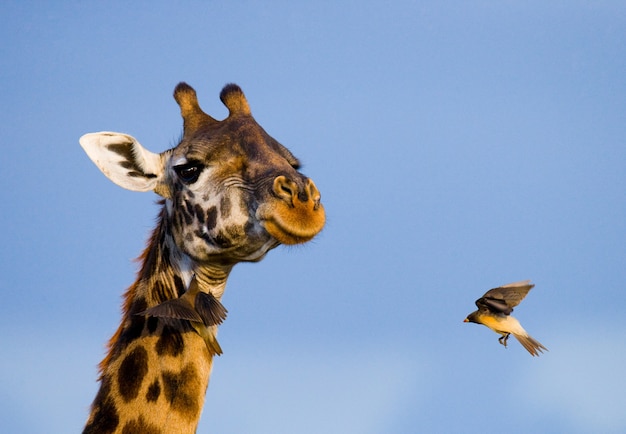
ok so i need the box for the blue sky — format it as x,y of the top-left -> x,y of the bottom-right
1,1 -> 626,433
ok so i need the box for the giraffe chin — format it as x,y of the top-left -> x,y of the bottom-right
258,202 -> 326,245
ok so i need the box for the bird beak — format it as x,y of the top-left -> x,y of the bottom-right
463,318 -> 469,322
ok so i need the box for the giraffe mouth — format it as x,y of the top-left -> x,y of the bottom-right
256,199 -> 325,245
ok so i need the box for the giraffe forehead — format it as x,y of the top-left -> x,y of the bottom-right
172,118 -> 294,169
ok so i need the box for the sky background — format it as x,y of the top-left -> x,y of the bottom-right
1,1 -> 625,433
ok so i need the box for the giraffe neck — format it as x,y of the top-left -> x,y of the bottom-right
83,206 -> 232,434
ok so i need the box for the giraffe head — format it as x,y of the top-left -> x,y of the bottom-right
80,83 -> 325,265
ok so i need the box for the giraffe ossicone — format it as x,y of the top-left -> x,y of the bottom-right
80,82 -> 325,434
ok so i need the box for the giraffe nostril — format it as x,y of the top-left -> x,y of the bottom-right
306,180 -> 321,204
273,176 -> 297,202
280,184 -> 293,196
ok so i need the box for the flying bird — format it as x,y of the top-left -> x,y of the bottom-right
464,280 -> 547,356
138,275 -> 228,355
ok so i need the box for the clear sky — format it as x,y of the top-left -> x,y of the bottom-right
1,1 -> 625,433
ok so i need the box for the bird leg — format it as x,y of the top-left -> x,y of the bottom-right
498,333 -> 510,348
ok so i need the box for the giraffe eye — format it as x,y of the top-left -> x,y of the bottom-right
174,162 -> 204,184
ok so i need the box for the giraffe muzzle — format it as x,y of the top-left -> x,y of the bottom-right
256,175 -> 325,245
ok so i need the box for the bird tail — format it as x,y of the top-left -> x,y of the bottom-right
513,332 -> 548,357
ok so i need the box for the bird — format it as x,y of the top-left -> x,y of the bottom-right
138,275 -> 228,355
464,280 -> 547,356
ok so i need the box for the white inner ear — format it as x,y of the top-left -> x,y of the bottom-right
79,132 -> 164,192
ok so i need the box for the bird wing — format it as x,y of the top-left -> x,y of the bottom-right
139,298 -> 203,323
477,280 -> 535,314
195,292 -> 228,327
476,296 -> 513,315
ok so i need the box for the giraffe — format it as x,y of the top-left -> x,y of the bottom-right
79,82 -> 325,433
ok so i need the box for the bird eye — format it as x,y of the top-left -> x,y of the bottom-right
174,162 -> 204,184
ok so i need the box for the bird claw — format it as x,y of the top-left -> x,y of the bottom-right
498,333 -> 510,348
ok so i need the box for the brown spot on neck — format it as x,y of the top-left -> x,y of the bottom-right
162,364 -> 203,421
118,346 -> 149,402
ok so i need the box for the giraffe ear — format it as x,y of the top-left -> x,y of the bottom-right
79,132 -> 168,196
